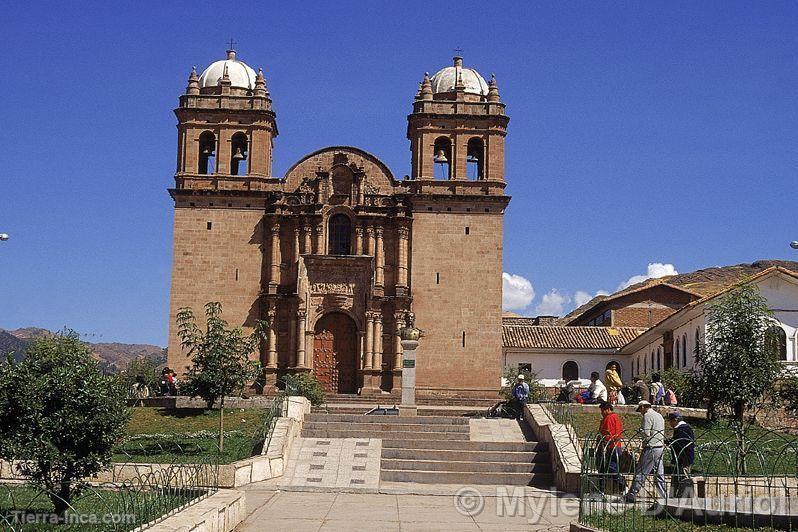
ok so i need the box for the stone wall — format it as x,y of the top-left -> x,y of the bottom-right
523,403 -> 581,493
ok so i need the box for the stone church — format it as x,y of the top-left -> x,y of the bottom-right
166,49 -> 509,396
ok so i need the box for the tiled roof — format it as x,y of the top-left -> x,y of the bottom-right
502,324 -> 646,350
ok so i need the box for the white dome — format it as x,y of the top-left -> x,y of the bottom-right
430,57 -> 489,96
198,51 -> 257,90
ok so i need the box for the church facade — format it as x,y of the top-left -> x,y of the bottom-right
166,50 -> 509,396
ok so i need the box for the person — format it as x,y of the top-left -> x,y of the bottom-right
586,372 -> 608,404
595,401 -> 626,492
665,411 -> 695,498
167,369 -> 178,396
130,375 -> 150,406
633,376 -> 650,403
624,400 -> 666,503
605,363 -> 623,405
511,374 -> 530,420
649,373 -> 665,406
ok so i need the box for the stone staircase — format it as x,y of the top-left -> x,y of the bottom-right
311,394 -> 496,417
301,413 -> 552,487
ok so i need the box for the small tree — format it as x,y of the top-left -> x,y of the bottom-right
0,331 -> 129,516
500,366 -> 544,402
176,302 -> 265,452
696,284 -> 783,425
120,353 -> 163,393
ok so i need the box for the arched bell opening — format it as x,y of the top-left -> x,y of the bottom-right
466,137 -> 484,180
198,131 -> 216,174
433,137 -> 452,180
230,132 -> 249,176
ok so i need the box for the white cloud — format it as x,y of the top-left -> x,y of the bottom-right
618,263 -> 678,290
502,272 -> 535,311
573,290 -> 610,308
535,289 -> 569,316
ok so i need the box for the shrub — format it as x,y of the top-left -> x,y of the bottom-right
283,373 -> 326,405
500,366 -> 544,402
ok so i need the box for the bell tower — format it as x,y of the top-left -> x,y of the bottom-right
405,56 -> 510,394
174,48 -> 278,179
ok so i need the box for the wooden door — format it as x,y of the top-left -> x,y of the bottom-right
313,313 -> 358,394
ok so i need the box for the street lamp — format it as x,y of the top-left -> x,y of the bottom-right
790,241 -> 798,250
0,233 -> 8,242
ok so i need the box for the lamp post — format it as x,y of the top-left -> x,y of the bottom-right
396,313 -> 422,416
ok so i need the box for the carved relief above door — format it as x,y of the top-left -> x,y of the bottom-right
312,312 -> 358,394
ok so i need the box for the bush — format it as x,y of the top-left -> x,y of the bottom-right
500,366 -> 544,402
283,373 -> 326,405
777,375 -> 798,414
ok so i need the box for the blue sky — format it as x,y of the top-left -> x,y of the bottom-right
1,1 -> 796,345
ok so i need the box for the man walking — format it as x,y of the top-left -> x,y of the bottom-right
666,411 -> 695,498
511,374 -> 530,420
595,401 -> 626,492
624,400 -> 666,503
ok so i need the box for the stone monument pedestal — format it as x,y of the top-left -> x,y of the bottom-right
399,339 -> 419,416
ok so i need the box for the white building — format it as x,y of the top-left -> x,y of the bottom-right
620,267 -> 798,375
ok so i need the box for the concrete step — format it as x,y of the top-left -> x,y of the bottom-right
417,398 -> 499,406
301,429 -> 470,441
310,406 -> 485,417
380,458 -> 550,474
379,469 -> 553,486
303,413 -> 469,425
302,421 -> 469,433
380,447 -> 546,463
381,439 -> 546,452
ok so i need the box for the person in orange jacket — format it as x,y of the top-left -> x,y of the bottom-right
595,401 -> 626,492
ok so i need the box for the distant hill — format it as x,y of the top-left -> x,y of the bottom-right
0,328 -> 166,373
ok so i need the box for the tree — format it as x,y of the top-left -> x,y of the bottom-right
696,283 -> 783,425
120,352 -> 163,393
176,302 -> 265,452
0,331 -> 129,516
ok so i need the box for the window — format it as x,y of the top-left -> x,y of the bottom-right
693,327 -> 701,366
562,361 -> 579,381
518,363 -> 531,373
766,325 -> 788,360
328,214 -> 351,255
651,350 -> 655,370
433,137 -> 452,179
681,335 -> 687,367
198,131 -> 216,174
230,133 -> 248,175
466,137 -> 484,180
656,348 -> 661,371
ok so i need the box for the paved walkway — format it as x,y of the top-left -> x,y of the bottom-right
237,486 -> 575,531
279,437 -> 381,490
469,418 -> 527,442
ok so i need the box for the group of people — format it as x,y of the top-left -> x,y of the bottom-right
582,364 -> 677,407
595,400 -> 695,502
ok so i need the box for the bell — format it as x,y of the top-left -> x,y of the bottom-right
466,154 -> 478,163
201,145 -> 213,156
232,147 -> 246,161
433,149 -> 448,164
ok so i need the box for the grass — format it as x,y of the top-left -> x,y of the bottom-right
114,407 -> 270,464
560,406 -> 798,476
0,484 -> 203,531
583,508 -> 780,532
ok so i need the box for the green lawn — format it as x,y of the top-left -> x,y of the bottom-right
0,484 -> 204,531
559,407 -> 798,476
583,508 -> 780,532
114,407 -> 271,464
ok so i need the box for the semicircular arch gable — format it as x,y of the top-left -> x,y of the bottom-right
283,146 -> 396,194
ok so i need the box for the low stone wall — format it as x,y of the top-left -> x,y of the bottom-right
566,402 -> 707,419
1,396 -> 311,489
524,403 -> 581,493
138,489 -> 245,532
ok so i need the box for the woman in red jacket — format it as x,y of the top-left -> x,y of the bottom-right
595,401 -> 626,492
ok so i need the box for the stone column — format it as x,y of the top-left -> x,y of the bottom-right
293,224 -> 301,278
375,224 -> 384,287
366,222 -> 375,257
296,310 -> 306,368
314,221 -> 324,254
393,314 -> 403,370
373,314 -> 383,370
364,312 -> 374,369
302,223 -> 312,255
397,223 -> 409,288
269,221 -> 281,288
355,224 -> 364,255
266,307 -> 277,368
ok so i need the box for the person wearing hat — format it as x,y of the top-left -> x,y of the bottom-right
665,411 -> 695,498
511,374 -> 530,420
624,400 -> 666,503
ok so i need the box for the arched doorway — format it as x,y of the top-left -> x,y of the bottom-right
313,312 -> 358,394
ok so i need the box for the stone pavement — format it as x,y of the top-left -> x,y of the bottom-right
279,437 -> 381,490
236,486 -> 576,531
469,418 -> 528,442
